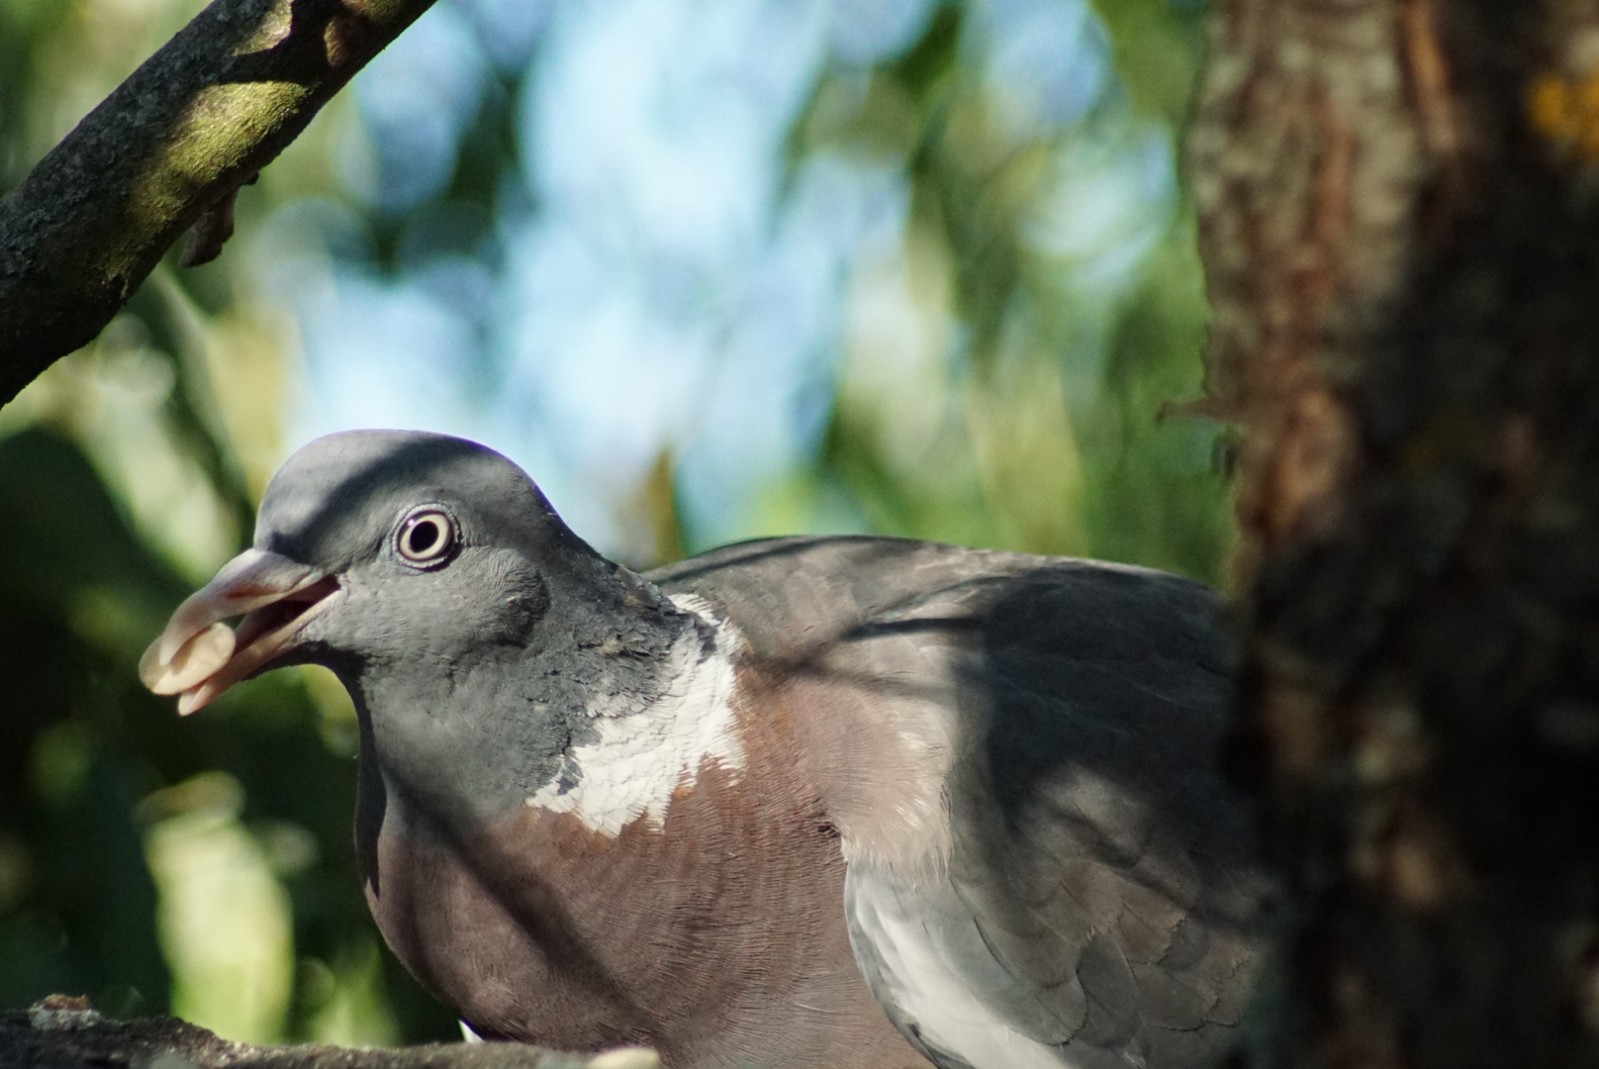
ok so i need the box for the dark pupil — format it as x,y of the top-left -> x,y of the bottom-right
408,519 -> 440,555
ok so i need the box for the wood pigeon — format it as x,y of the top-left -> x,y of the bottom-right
141,430 -> 1267,1069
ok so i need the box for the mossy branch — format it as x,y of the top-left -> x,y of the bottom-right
3,999 -> 659,1069
0,0 -> 441,407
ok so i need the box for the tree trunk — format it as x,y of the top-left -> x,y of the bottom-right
1190,2 -> 1599,1066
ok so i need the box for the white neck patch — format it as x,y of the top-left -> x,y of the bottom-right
523,594 -> 745,836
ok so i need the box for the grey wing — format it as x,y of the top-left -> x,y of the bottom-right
842,564 -> 1267,1069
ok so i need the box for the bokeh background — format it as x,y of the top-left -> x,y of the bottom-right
0,0 -> 1225,1046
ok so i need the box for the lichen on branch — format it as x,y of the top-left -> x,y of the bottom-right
0,0 -> 441,408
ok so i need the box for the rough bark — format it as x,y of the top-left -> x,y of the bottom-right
0,0 -> 442,407
1,998 -> 657,1069
1190,2 -> 1599,1066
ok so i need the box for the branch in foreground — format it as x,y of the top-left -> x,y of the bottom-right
3,997 -> 659,1069
0,0 -> 440,407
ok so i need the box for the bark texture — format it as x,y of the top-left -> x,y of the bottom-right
1190,2 -> 1599,1066
1,998 -> 656,1069
0,0 -> 441,407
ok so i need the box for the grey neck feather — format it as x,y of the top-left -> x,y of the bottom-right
343,562 -> 704,836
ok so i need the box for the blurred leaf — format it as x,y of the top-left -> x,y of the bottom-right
1085,0 -> 1207,124
142,773 -> 294,1043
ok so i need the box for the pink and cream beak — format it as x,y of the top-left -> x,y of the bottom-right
140,548 -> 341,715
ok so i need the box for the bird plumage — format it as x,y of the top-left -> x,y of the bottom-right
143,430 -> 1267,1069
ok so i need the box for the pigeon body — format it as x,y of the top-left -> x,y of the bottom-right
144,430 -> 1267,1069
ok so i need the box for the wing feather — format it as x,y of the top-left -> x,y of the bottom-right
837,555 -> 1267,1069
654,537 -> 1268,1069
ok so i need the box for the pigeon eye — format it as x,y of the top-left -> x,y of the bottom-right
396,509 -> 456,566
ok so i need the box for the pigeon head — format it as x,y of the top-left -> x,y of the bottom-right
140,430 -> 608,714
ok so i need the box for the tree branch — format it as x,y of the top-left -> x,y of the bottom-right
0,0 -> 441,408
3,998 -> 659,1069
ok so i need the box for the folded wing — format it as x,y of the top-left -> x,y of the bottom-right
838,560 -> 1266,1069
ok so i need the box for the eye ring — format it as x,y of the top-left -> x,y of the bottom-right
395,508 -> 457,567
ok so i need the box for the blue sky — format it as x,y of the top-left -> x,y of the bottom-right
263,0 -> 1170,557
